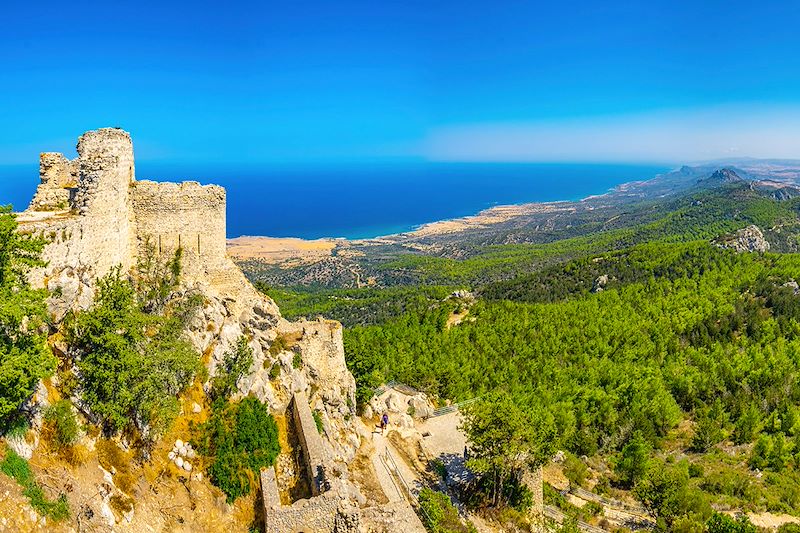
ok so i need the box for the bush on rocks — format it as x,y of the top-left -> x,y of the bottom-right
194,396 -> 280,502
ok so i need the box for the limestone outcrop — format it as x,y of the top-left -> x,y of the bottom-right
715,224 -> 771,253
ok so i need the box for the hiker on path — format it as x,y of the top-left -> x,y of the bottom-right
381,412 -> 389,434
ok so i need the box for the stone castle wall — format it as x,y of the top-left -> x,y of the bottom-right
74,129 -> 137,275
291,391 -> 329,496
19,127 -> 245,303
131,180 -> 227,282
39,153 -> 79,188
29,153 -> 79,211
261,393 -> 359,533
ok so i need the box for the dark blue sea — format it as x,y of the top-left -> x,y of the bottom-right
0,162 -> 668,239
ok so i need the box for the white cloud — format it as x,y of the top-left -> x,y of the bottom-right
423,105 -> 800,163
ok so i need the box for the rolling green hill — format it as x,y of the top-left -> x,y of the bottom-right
252,181 -> 800,526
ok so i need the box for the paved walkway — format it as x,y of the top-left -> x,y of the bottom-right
417,411 -> 472,486
416,413 -> 499,533
368,431 -> 427,531
370,432 -> 404,503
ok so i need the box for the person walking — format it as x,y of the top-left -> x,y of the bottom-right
381,412 -> 389,434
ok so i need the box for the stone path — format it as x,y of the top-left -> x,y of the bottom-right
416,413 -> 499,533
367,431 -> 427,531
417,412 -> 471,485
370,432 -> 404,503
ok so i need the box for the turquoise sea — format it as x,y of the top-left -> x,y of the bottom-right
0,162 -> 669,240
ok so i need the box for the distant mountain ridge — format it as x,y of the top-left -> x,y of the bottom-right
697,168 -> 745,186
609,159 -> 800,202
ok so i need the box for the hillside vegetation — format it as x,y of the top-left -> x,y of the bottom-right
251,183 -> 800,531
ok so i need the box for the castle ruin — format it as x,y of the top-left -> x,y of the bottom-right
19,127 -> 249,314
17,128 -> 363,533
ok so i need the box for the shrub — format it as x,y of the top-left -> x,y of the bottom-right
269,335 -> 289,356
706,512 -> 756,533
418,487 -> 477,533
268,363 -> 280,380
66,267 -> 201,437
211,336 -> 253,400
556,518 -> 580,533
292,352 -> 302,369
313,410 -> 324,434
0,447 -> 69,521
584,501 -> 603,517
593,475 -> 611,495
700,470 -> 758,501
769,433 -> 790,472
43,400 -> 79,449
692,401 -> 726,453
195,396 -> 280,502
749,434 -> 771,470
734,403 -> 762,445
0,208 -> 55,428
3,417 -> 29,439
0,447 -> 33,485
615,431 -> 650,487
563,453 -> 588,489
634,462 -> 711,530
431,458 -> 448,480
687,462 -> 704,478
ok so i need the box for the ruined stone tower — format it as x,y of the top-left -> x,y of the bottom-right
19,127 -> 245,314
73,128 -> 137,275
17,128 -> 365,533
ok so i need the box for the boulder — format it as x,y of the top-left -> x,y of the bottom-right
408,395 -> 433,419
716,225 -> 770,253
368,396 -> 384,417
396,414 -> 414,429
362,405 -> 374,420
591,274 -> 609,293
385,393 -> 404,413
6,433 -> 35,460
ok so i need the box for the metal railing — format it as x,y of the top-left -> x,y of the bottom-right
380,444 -> 439,528
372,380 -> 418,399
430,397 -> 481,417
383,448 -> 414,499
570,487 -> 649,517
544,505 -> 608,533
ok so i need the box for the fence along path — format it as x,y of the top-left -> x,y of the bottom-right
430,397 -> 481,418
544,505 -> 608,533
570,487 -> 649,517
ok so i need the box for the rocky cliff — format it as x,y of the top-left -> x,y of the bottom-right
9,128 -> 364,532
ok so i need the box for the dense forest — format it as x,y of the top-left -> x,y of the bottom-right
254,184 -> 800,530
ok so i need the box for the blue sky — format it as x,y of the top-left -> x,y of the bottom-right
2,0 -> 800,165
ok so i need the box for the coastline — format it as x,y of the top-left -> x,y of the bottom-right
226,196 -> 587,262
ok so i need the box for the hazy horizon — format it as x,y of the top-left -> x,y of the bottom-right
1,161 -> 670,239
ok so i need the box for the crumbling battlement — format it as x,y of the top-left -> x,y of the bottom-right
19,127 -> 253,312
29,153 -> 79,211
132,180 -> 227,279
